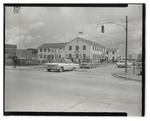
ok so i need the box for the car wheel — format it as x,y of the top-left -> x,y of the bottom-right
47,69 -> 51,72
72,67 -> 76,71
59,67 -> 64,72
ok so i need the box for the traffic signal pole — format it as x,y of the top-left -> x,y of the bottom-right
125,16 -> 128,73
101,16 -> 128,74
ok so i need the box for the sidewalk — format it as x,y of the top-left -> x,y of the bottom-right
111,68 -> 142,82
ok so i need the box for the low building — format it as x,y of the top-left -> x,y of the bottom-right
27,48 -> 38,60
17,49 -> 39,65
106,48 -> 119,62
17,49 -> 32,60
38,43 -> 67,63
5,44 -> 17,65
5,44 -> 17,59
65,37 -> 106,63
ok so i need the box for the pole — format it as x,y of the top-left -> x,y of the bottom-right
125,16 -> 128,73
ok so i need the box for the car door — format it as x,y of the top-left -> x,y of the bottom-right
67,61 -> 74,70
63,60 -> 72,70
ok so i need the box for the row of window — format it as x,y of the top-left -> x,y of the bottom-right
40,46 -> 105,52
69,45 -> 86,51
93,54 -> 101,60
40,54 -> 61,59
40,48 -> 62,52
93,46 -> 103,52
68,54 -> 86,58
106,51 -> 115,54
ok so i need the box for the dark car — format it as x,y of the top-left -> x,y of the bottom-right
80,59 -> 96,69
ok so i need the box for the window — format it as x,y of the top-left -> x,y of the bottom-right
107,51 -> 109,54
69,46 -> 72,50
44,55 -> 46,58
112,51 -> 115,54
59,55 -> 61,58
83,45 -> 86,50
48,48 -> 50,52
40,49 -> 42,52
69,54 -> 72,58
93,46 -> 94,50
83,54 -> 86,58
40,55 -> 42,58
44,48 -> 46,52
76,45 -> 79,51
76,54 -> 79,58
51,49 -> 54,52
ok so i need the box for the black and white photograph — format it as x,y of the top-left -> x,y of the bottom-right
4,3 -> 145,116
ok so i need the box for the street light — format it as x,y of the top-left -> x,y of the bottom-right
100,16 -> 128,73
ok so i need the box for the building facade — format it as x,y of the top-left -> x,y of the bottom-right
38,37 -> 106,63
17,49 -> 32,60
5,44 -> 17,59
17,49 -> 39,65
5,44 -> 17,65
38,43 -> 67,63
106,48 -> 119,62
65,37 -> 106,63
27,48 -> 38,60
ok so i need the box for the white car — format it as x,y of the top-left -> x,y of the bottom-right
45,59 -> 79,72
116,60 -> 132,68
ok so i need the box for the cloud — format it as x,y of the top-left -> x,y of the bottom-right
29,21 -> 45,29
5,5 -> 143,55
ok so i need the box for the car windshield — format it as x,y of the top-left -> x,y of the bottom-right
81,59 -> 92,63
119,60 -> 125,62
62,59 -> 72,63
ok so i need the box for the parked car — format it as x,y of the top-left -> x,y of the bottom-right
80,58 -> 97,69
116,60 -> 132,68
136,60 -> 142,69
45,59 -> 79,72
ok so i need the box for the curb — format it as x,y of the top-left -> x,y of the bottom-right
5,66 -> 45,70
111,73 -> 142,82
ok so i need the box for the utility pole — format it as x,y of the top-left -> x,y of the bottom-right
100,16 -> 128,73
125,16 -> 128,73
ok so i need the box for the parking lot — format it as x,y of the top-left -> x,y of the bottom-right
5,64 -> 142,116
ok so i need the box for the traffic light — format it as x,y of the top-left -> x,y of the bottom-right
101,25 -> 104,33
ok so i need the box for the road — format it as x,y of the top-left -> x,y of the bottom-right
5,64 -> 142,116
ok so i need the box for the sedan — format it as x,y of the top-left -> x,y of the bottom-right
45,59 -> 79,72
116,60 -> 132,68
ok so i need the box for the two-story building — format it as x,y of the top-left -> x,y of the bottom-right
38,43 -> 67,63
106,48 -> 119,62
65,37 -> 106,63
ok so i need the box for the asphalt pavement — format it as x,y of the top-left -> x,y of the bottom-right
5,64 -> 142,116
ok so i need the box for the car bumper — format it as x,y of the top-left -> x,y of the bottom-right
47,66 -> 60,70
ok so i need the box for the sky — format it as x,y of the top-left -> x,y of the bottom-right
5,4 -> 143,55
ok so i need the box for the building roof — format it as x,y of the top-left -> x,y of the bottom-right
106,48 -> 118,52
38,42 -> 67,49
27,48 -> 38,54
5,44 -> 17,49
70,37 -> 105,48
